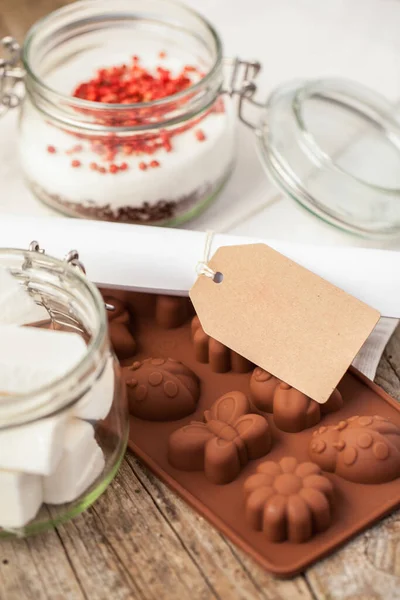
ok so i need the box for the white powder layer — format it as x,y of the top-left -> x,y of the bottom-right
19,46 -> 235,211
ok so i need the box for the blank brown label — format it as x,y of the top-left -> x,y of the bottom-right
190,244 -> 380,403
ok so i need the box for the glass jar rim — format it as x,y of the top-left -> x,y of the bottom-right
0,248 -> 108,427
257,77 -> 400,237
293,79 -> 400,195
22,0 -> 223,113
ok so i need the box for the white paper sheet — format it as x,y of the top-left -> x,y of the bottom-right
0,214 -> 399,319
353,317 -> 398,381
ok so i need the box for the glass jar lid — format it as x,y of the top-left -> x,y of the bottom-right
255,78 -> 400,238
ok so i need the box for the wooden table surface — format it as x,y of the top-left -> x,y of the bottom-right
1,2 -> 400,598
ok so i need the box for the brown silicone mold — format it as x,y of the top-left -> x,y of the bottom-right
168,391 -> 272,484
191,315 -> 253,373
250,367 -> 281,412
123,358 -> 200,421
104,290 -> 400,578
155,295 -> 191,329
102,293 -> 137,359
243,457 -> 334,543
309,415 -> 400,483
102,292 -> 193,359
250,368 -> 343,433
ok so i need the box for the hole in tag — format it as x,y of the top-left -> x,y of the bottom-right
213,272 -> 223,284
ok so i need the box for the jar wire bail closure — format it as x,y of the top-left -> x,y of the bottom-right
0,36 -> 24,117
222,57 -> 265,131
24,241 -> 115,313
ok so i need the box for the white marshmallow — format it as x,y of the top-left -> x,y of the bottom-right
0,325 -> 87,393
73,356 -> 115,420
0,470 -> 43,529
75,445 -> 105,499
0,268 -> 43,326
43,418 -> 105,504
0,412 -> 68,475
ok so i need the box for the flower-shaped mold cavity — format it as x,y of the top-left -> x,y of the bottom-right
272,383 -> 343,433
156,295 -> 191,329
191,316 -> 253,373
104,295 -> 136,360
244,457 -> 334,543
168,391 -> 272,484
309,415 -> 400,483
123,358 -> 200,421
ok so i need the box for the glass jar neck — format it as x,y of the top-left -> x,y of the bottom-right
22,0 -> 224,132
0,249 -> 108,428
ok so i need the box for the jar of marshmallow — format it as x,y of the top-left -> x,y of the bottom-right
0,247 -> 128,535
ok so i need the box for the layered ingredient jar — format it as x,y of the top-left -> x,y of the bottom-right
18,0 -> 235,226
0,247 -> 128,535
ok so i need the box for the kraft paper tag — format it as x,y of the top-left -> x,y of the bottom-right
190,244 -> 380,403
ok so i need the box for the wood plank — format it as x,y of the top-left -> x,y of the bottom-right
376,325 -> 400,402
126,454 -> 314,600
221,538 -> 315,600
51,459 -> 219,600
306,511 -> 400,600
0,455 -> 314,600
0,528 -> 85,600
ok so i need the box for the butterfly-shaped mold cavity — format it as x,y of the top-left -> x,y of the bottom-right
168,391 -> 272,484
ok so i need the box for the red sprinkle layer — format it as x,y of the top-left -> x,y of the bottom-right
195,129 -> 206,142
44,55 -> 219,172
73,56 -> 198,104
66,144 -> 83,155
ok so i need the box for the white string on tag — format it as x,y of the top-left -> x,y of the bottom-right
196,230 -> 216,279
